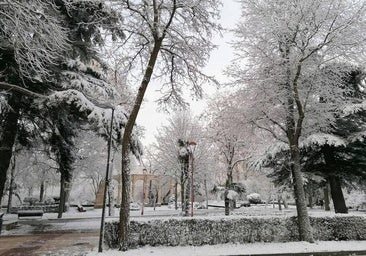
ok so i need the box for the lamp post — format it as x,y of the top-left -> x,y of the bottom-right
98,107 -> 114,253
188,141 -> 197,217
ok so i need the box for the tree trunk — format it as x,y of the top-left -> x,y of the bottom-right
58,174 -> 66,219
324,184 -> 331,211
323,146 -> 347,213
290,147 -> 314,242
308,187 -> 314,209
283,197 -> 288,209
0,93 -> 21,205
119,148 -> 131,251
108,154 -> 115,217
39,181 -> 45,202
174,179 -> 178,210
7,156 -> 16,214
328,175 -> 348,213
278,194 -> 282,211
118,37 -> 163,251
184,166 -> 190,216
204,178 -> 208,209
225,165 -> 233,215
180,171 -> 185,212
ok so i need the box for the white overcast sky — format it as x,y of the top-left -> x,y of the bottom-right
136,0 -> 242,145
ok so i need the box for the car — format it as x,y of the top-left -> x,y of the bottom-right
130,202 -> 141,211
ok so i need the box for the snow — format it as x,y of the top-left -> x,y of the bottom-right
1,205 -> 365,255
86,241 -> 366,256
343,102 -> 366,116
300,133 -> 346,148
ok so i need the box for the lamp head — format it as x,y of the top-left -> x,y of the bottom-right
188,141 -> 197,153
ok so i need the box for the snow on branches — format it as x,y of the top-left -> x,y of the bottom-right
44,89 -> 142,158
61,58 -> 118,100
0,0 -> 70,81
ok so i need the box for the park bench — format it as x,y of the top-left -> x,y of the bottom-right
17,209 -> 44,219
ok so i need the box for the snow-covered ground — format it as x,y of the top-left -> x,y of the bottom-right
1,204 -> 366,255
87,241 -> 366,256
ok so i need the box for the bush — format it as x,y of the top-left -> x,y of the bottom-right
104,216 -> 366,249
247,193 -> 261,204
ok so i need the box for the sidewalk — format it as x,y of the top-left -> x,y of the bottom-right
92,241 -> 366,256
0,232 -> 98,256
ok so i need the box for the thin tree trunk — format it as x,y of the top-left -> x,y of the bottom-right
283,197 -> 288,209
118,31 -> 164,250
324,184 -> 331,211
58,174 -> 66,219
108,153 -> 115,216
225,165 -> 233,215
204,178 -> 208,209
184,167 -> 190,216
0,93 -> 21,205
328,175 -> 348,214
180,174 -> 184,212
175,179 -> 178,210
278,194 -> 282,211
39,181 -> 45,202
308,187 -> 314,209
7,156 -> 16,214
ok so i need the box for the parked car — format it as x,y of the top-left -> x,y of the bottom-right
130,202 -> 141,211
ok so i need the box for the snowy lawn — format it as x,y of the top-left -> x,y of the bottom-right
87,241 -> 366,256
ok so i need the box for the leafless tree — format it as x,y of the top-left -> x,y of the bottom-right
109,0 -> 222,250
229,0 -> 366,242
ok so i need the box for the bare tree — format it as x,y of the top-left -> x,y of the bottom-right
204,93 -> 254,215
110,0 -> 222,250
230,0 -> 366,242
151,111 -> 219,213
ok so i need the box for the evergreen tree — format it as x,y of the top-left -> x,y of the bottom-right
264,65 -> 366,213
0,1 -> 142,211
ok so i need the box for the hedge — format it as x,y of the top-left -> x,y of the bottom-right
104,215 -> 366,249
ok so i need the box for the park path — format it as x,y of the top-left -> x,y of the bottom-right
0,232 -> 98,256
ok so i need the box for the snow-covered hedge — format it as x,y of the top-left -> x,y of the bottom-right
104,216 -> 366,248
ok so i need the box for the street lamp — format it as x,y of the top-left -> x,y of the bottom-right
188,141 -> 197,217
98,107 -> 114,253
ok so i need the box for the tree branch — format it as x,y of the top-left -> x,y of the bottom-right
0,81 -> 46,98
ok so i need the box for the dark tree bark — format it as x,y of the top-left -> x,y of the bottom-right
58,174 -> 66,219
323,146 -> 348,213
278,194 -> 282,211
39,181 -> 45,202
328,175 -> 348,213
174,179 -> 178,210
0,93 -> 21,205
180,171 -> 185,212
7,156 -> 16,213
324,184 -> 331,211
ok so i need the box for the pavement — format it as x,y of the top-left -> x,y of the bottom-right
0,232 -> 98,256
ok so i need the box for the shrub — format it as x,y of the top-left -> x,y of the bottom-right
104,216 -> 366,249
247,193 -> 261,204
